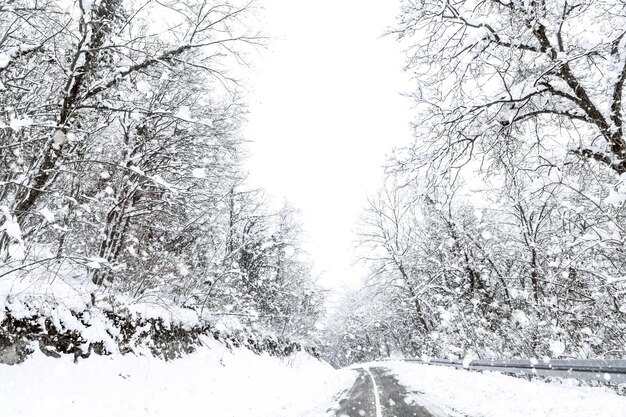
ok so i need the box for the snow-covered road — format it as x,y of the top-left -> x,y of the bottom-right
335,367 -> 437,417
3,349 -> 626,417
331,361 -> 626,417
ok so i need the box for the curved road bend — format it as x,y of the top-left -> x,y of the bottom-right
334,367 -> 438,417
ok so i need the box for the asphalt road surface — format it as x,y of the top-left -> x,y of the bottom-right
334,367 -> 438,417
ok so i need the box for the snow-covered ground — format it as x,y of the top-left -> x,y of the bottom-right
0,338 -> 355,417
5,338 -> 626,417
378,360 -> 626,417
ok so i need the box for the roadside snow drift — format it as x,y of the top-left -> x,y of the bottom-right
380,360 -> 626,417
0,338 -> 355,417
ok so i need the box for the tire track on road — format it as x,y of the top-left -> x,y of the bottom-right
334,367 -> 439,417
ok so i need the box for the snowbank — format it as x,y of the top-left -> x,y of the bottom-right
0,337 -> 355,417
379,360 -> 626,417
0,273 -> 317,362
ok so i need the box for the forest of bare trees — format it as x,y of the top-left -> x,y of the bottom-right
3,0 -> 626,368
0,0 -> 323,353
325,0 -> 626,366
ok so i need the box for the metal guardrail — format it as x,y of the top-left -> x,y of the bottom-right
402,358 -> 626,383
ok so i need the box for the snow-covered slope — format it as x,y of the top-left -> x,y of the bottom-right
0,338 -> 355,417
379,360 -> 626,417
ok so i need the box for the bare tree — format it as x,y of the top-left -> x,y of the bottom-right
396,0 -> 626,174
1,0 -> 262,256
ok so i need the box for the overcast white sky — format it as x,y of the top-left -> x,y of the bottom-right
244,0 -> 414,293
